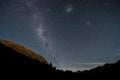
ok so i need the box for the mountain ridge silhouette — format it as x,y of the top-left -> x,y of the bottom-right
0,39 -> 120,80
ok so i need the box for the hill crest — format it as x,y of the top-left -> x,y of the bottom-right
0,39 -> 48,64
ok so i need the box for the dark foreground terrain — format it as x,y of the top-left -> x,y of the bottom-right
0,40 -> 120,80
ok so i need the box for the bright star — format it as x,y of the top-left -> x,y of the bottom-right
86,21 -> 90,25
66,5 -> 73,14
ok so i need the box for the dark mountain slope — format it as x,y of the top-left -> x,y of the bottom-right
0,40 -> 55,79
0,40 -> 47,64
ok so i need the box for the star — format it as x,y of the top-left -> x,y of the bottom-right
66,7 -> 72,12
104,1 -> 111,6
86,21 -> 90,25
47,8 -> 51,11
66,5 -> 73,14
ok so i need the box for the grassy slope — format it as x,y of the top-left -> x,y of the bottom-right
0,40 -> 48,64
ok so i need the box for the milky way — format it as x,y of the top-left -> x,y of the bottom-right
22,0 -> 52,50
20,0 -> 59,67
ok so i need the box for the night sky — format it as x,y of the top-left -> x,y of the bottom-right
0,0 -> 120,71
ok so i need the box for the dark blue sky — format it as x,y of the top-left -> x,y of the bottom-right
0,0 -> 120,71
